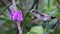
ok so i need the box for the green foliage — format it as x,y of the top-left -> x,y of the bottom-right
26,26 -> 43,34
0,0 -> 60,34
26,32 -> 37,34
56,26 -> 60,34
56,13 -> 60,19
49,18 -> 57,28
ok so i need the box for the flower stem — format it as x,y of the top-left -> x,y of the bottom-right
12,0 -> 17,11
11,0 -> 22,34
17,22 -> 22,34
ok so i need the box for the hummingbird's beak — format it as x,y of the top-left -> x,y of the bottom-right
51,16 -> 56,19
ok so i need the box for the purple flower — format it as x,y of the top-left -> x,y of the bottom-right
10,9 -> 23,23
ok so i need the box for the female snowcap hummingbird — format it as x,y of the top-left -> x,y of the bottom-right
30,9 -> 56,22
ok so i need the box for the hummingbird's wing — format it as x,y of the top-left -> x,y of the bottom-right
30,16 -> 40,24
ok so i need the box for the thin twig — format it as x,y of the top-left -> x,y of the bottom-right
52,19 -> 60,34
0,3 -> 12,15
57,0 -> 60,5
36,0 -> 39,10
0,0 -> 12,15
19,0 -> 23,11
23,0 -> 39,24
1,0 -> 11,11
24,0 -> 39,21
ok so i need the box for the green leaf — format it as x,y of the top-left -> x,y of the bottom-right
56,25 -> 60,34
29,26 -> 44,34
55,13 -> 60,19
49,18 -> 57,29
26,32 -> 37,34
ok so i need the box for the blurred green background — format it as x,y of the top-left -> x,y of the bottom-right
0,0 -> 60,34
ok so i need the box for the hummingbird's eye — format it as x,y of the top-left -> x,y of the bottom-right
32,11 -> 35,12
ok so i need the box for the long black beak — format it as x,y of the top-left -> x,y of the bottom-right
51,16 -> 56,19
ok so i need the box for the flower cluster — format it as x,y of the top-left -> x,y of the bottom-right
10,9 -> 23,23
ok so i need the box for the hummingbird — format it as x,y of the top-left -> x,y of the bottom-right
30,9 -> 56,24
